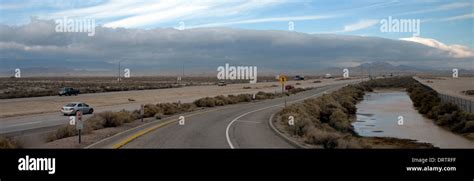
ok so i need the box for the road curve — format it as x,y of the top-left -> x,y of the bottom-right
121,82 -> 351,148
1,79 -> 344,136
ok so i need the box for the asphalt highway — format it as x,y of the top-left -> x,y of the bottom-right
121,82 -> 351,148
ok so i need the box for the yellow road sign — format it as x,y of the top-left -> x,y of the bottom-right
279,75 -> 287,84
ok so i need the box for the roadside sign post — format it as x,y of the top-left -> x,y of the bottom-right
279,75 -> 287,94
76,111 -> 83,144
279,75 -> 287,107
140,104 -> 144,122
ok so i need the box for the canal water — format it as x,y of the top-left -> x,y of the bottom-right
353,90 -> 474,148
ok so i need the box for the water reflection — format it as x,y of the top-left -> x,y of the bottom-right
353,90 -> 474,148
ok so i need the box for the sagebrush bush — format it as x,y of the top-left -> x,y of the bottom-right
405,80 -> 474,134
304,127 -> 341,149
101,111 -> 123,127
47,125 -> 91,142
47,88 -> 313,142
157,103 -> 179,115
193,97 -> 216,107
0,136 -> 20,148
155,113 -> 164,119
274,76 -> 468,149
329,109 -> 352,132
462,121 -> 474,133
144,104 -> 163,117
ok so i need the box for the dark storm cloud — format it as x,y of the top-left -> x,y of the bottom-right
0,19 -> 472,75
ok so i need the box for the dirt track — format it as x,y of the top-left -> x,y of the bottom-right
415,76 -> 474,101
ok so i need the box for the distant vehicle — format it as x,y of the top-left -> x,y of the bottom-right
285,85 -> 295,90
61,102 -> 93,116
217,80 -> 227,86
58,87 -> 79,96
294,75 -> 305,80
324,74 -> 332,79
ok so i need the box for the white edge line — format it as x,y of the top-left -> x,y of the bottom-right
225,81 -> 360,149
267,112 -> 305,148
225,105 -> 280,149
225,84 -> 344,149
4,120 -> 43,128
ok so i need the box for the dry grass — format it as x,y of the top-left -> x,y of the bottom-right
0,136 -> 21,148
462,90 -> 474,96
47,86 -> 314,142
275,77 -> 439,148
47,110 -> 140,141
407,81 -> 474,134
0,76 -> 282,99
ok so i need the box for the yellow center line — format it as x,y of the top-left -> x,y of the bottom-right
112,106 -> 235,149
113,83 -> 353,149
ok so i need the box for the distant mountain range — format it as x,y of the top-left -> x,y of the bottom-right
319,62 -> 474,77
2,61 -> 472,77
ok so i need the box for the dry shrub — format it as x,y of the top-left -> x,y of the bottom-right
0,136 -> 21,148
194,97 -> 216,107
304,127 -> 342,149
329,109 -> 352,132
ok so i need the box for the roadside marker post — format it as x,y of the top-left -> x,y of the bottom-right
279,75 -> 287,107
76,111 -> 83,144
140,104 -> 144,122
279,74 -> 287,94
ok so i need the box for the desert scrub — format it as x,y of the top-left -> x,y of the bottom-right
274,78 -> 437,148
275,85 -> 366,148
193,97 -> 217,107
47,110 -> 139,142
47,124 -> 94,142
47,88 -> 313,142
406,81 -> 474,134
0,136 -> 21,148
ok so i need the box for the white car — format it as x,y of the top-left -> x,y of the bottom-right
61,102 -> 94,116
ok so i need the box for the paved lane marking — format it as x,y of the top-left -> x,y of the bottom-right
3,121 -> 43,128
225,84 -> 348,149
226,105 -> 281,149
267,112 -> 305,148
103,81 -> 359,149
114,84 -> 339,149
236,120 -> 261,124
109,108 -> 233,149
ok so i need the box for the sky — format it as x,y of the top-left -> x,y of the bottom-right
1,0 -> 472,47
0,0 -> 473,75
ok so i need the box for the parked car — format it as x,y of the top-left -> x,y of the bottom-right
217,80 -> 227,86
58,87 -> 80,96
61,102 -> 93,116
285,85 -> 295,90
294,75 -> 305,80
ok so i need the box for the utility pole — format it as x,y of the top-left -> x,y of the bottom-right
118,61 -> 121,82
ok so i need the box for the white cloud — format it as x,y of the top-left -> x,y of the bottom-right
104,4 -> 209,28
189,15 -> 335,28
342,19 -> 378,32
397,2 -> 471,16
45,0 -> 291,28
440,13 -> 474,21
400,36 -> 474,58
